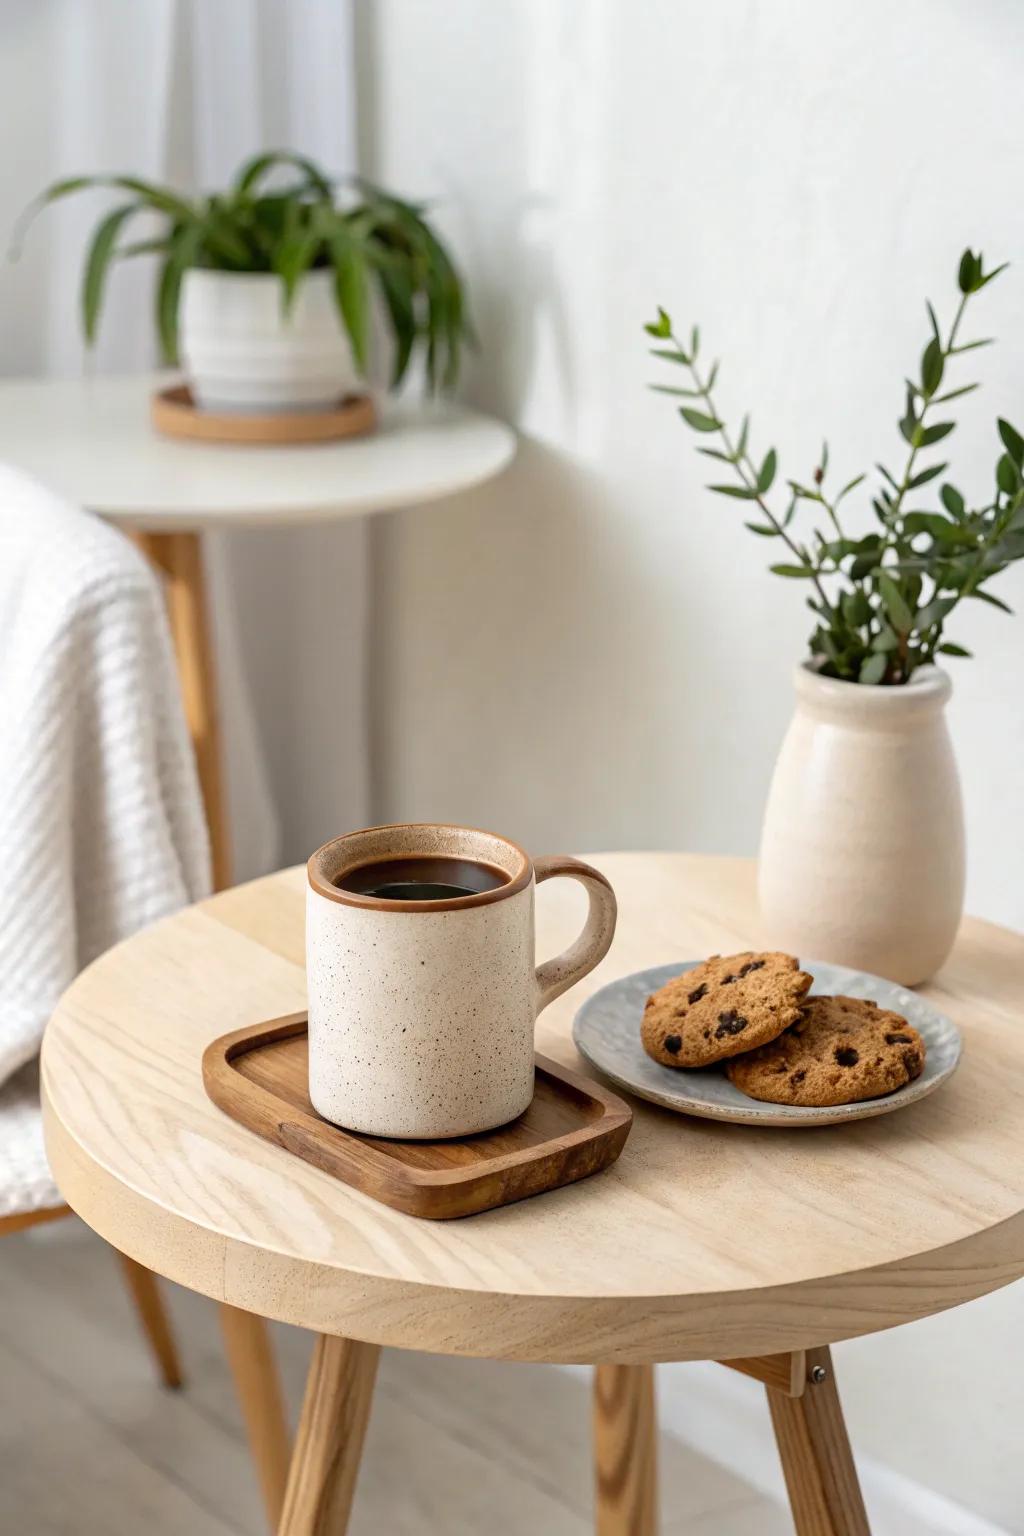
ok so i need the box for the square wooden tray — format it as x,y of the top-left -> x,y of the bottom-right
202,1012 -> 632,1219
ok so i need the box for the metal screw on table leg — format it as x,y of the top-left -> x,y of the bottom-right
809,1364 -> 828,1384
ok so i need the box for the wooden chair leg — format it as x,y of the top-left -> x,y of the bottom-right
116,1250 -> 183,1390
767,1346 -> 870,1536
594,1363 -> 658,1536
278,1333 -> 380,1536
220,1303 -> 292,1532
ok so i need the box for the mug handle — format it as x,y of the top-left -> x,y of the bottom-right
533,856 -> 617,1012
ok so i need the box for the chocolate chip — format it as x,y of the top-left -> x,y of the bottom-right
791,1069 -> 806,1084
715,1010 -> 748,1037
835,1046 -> 859,1067
737,960 -> 765,977
885,1032 -> 912,1044
663,1034 -> 682,1055
687,982 -> 708,1004
903,1048 -> 923,1077
721,974 -> 737,984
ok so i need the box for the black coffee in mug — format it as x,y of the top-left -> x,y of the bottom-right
333,855 -> 509,902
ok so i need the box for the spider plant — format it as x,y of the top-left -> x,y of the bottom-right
13,150 -> 470,392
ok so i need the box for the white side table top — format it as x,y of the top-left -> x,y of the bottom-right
0,373 -> 516,531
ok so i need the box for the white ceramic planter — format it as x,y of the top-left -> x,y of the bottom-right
179,268 -> 359,413
758,664 -> 965,986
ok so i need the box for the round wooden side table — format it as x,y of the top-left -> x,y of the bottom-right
42,853 -> 1024,1535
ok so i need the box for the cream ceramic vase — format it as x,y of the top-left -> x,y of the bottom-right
758,664 -> 965,986
179,268 -> 359,413
306,824 -> 617,1139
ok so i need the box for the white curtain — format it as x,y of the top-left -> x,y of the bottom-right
2,0 -> 370,879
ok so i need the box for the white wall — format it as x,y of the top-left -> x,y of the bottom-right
357,1 -> 1024,1528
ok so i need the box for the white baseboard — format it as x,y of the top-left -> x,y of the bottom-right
566,1361 -> 1010,1536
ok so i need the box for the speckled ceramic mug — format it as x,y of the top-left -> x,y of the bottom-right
306,823 -> 617,1138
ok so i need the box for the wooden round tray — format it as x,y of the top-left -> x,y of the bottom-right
151,384 -> 376,445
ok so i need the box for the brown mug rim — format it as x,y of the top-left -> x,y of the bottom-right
307,822 -> 533,912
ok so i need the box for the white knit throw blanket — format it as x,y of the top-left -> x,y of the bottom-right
0,466 -> 211,1087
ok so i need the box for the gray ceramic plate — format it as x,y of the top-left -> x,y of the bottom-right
572,960 -> 963,1127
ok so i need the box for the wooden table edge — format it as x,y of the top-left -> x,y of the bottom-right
42,1069 -> 1024,1364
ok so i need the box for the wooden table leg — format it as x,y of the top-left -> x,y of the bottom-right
594,1364 -> 658,1536
132,529 -> 231,891
116,1250 -> 183,1389
278,1333 -> 380,1536
220,1303 -> 292,1531
767,1346 -> 871,1535
133,533 -> 293,1524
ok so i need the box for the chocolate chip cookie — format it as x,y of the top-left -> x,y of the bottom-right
726,994 -> 926,1106
641,952 -> 812,1069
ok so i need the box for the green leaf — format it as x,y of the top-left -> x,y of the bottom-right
757,448 -> 777,494
996,454 -> 1020,497
690,325 -> 700,360
234,150 -> 333,198
977,260 -> 1009,289
697,447 -> 734,463
11,174 -> 198,263
951,337 -> 994,355
918,421 -> 955,446
958,248 -> 979,294
649,383 -> 701,397
736,416 -> 750,460
921,337 -> 944,396
859,651 -> 888,684
274,232 -> 320,310
708,484 -> 757,499
907,462 -> 947,490
933,383 -> 979,404
842,590 -> 872,626
706,361 -> 719,390
376,263 -> 416,387
81,202 -> 138,345
680,407 -> 721,432
940,484 -> 966,519
744,521 -> 778,536
938,642 -> 972,657
878,572 -> 912,631
644,307 -> 672,338
770,563 -> 817,578
872,625 -> 898,652
917,596 -> 956,629
998,418 -> 1024,467
903,511 -> 944,536
850,548 -> 882,578
925,300 -> 941,343
155,222 -> 202,363
328,231 -> 370,373
971,588 -> 1013,614
836,472 -> 866,501
650,346 -> 690,365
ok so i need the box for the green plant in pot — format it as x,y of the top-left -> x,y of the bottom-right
15,150 -> 470,412
646,251 -> 1024,984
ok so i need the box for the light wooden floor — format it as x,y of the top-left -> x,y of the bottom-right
0,1221 -> 798,1535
